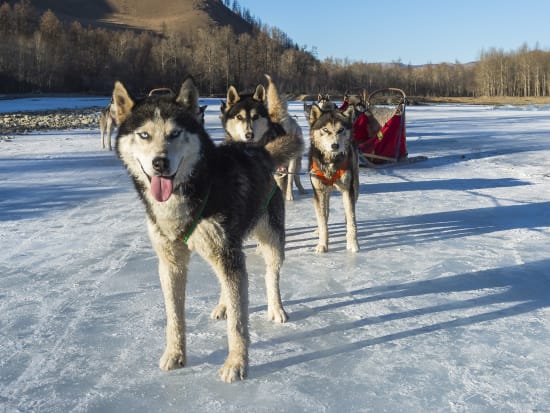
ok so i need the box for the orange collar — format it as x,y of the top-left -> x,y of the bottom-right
311,157 -> 349,186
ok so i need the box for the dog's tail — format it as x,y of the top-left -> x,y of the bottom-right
265,132 -> 304,167
265,74 -> 288,124
264,74 -> 304,166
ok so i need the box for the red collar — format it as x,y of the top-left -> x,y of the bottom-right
311,157 -> 349,186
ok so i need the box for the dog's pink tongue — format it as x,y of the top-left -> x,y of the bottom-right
150,176 -> 173,202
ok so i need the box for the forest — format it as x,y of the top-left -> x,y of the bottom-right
2,0 -> 550,99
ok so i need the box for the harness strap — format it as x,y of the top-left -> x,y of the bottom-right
263,183 -> 279,211
311,158 -> 349,186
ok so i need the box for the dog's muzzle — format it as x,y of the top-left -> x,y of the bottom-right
139,156 -> 175,203
152,156 -> 170,174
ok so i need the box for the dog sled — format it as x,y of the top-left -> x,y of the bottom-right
353,88 -> 426,168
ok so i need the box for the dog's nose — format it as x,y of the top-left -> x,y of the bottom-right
152,156 -> 170,174
331,143 -> 340,150
245,132 -> 254,141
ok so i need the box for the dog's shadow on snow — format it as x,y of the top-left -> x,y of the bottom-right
285,197 -> 549,253
246,258 -> 550,379
239,198 -> 550,378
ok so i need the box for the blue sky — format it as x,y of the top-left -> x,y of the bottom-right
236,0 -> 550,64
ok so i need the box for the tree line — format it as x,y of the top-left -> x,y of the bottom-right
1,0 -> 550,99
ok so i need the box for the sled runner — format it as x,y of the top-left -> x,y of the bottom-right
353,88 -> 426,167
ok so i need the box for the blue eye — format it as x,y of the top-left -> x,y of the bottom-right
169,129 -> 181,139
137,131 -> 150,139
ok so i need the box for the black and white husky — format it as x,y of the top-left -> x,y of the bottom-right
307,104 -> 360,253
113,77 -> 289,382
220,77 -> 305,200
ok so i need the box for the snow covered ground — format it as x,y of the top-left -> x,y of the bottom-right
1,98 -> 549,413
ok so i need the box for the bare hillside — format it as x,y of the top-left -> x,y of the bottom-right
22,0 -> 252,34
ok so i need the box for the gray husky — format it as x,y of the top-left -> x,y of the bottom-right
113,77 -> 289,382
307,104 -> 360,253
99,102 -> 117,150
220,78 -> 304,200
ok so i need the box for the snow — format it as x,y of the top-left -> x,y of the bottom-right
1,98 -> 549,413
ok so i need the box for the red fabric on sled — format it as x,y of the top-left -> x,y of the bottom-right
353,113 -> 370,144
357,114 -> 407,161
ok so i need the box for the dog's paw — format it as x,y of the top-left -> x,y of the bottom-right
219,356 -> 247,383
268,306 -> 288,323
347,240 -> 359,252
210,304 -> 227,320
315,244 -> 328,253
159,350 -> 186,371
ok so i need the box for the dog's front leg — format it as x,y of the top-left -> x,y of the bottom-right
285,159 -> 297,201
213,250 -> 249,382
313,185 -> 330,253
342,190 -> 359,252
100,127 -> 105,149
106,125 -> 113,151
253,218 -> 288,323
150,225 -> 191,371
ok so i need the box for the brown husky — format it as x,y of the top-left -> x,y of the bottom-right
307,104 -> 360,253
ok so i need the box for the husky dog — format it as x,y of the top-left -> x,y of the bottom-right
307,104 -> 359,253
220,80 -> 304,200
303,93 -> 337,119
99,102 -> 117,150
113,77 -> 289,383
317,93 -> 337,111
264,74 -> 306,200
220,83 -> 273,144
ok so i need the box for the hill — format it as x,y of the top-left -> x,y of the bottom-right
17,0 -> 252,34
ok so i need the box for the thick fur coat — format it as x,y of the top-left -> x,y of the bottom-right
307,104 -> 360,253
113,77 -> 288,383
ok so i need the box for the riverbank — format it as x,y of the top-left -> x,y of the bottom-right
1,108 -> 102,135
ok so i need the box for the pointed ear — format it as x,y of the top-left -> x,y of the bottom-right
253,84 -> 265,102
341,105 -> 355,121
176,76 -> 199,114
112,81 -> 134,125
309,103 -> 323,126
226,86 -> 240,107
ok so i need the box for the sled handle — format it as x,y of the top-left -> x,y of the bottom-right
367,88 -> 407,103
148,87 -> 175,97
366,88 -> 407,112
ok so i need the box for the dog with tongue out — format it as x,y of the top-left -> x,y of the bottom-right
112,77 -> 298,383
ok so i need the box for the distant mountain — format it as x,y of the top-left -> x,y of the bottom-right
17,0 -> 253,34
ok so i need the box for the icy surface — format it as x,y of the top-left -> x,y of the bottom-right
0,100 -> 549,412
